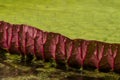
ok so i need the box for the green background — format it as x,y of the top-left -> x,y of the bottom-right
0,0 -> 120,43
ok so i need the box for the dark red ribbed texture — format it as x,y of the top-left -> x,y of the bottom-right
0,21 -> 120,72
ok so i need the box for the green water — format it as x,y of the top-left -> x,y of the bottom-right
0,54 -> 120,80
62,76 -> 103,80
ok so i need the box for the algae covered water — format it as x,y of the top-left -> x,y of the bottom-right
62,75 -> 104,80
0,54 -> 120,80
